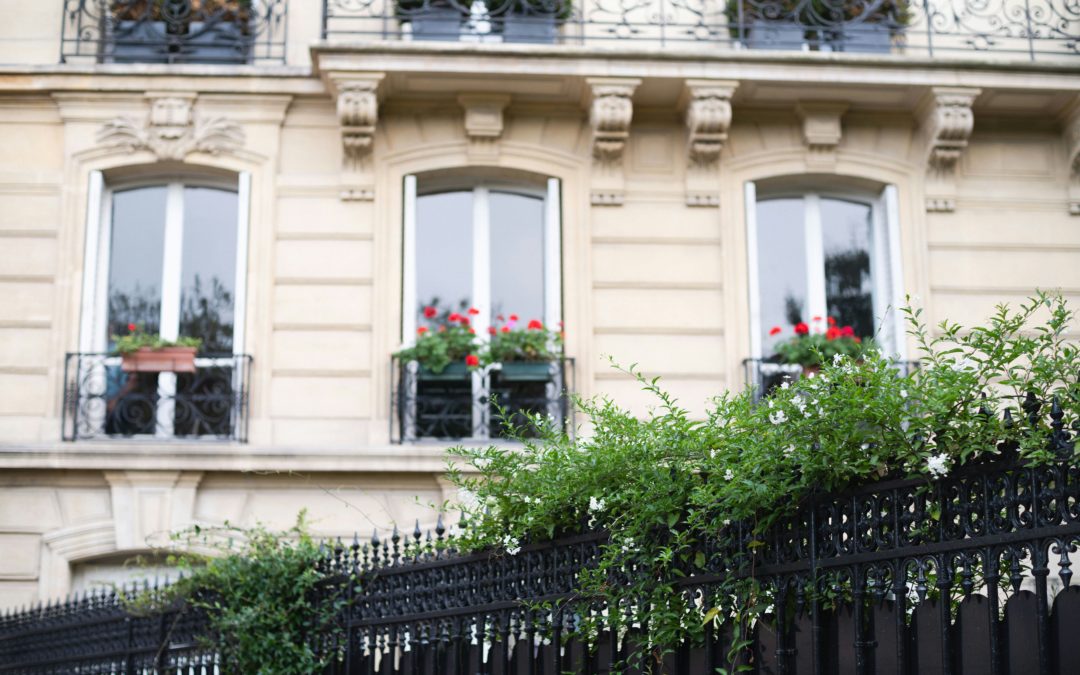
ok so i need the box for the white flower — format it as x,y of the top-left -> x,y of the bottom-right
780,381 -> 790,390
833,354 -> 843,365
588,496 -> 606,513
900,389 -> 908,399
722,519 -> 731,526
926,453 -> 950,479
724,469 -> 735,481
769,410 -> 787,425
793,398 -> 807,414
502,535 -> 521,555
783,445 -> 794,457
861,443 -> 870,451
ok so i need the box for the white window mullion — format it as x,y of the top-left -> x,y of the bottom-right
156,182 -> 185,438
543,178 -> 562,330
232,172 -> 251,357
745,181 -> 763,360
803,194 -> 828,325
883,184 -> 907,360
401,175 -> 418,345
84,173 -> 110,353
472,186 -> 491,440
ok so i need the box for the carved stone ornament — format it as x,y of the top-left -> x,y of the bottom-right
97,93 -> 244,161
795,102 -> 848,166
684,81 -> 736,165
588,79 -> 640,162
922,87 -> 980,172
338,80 -> 380,165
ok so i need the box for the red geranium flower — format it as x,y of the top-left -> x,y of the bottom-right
460,316 -> 470,326
488,326 -> 497,335
465,354 -> 480,367
469,328 -> 476,334
527,319 -> 544,330
127,323 -> 137,332
812,316 -> 822,322
501,326 -> 510,333
509,314 -> 519,322
840,325 -> 855,338
768,326 -> 782,336
826,327 -> 841,340
827,317 -> 837,327
497,314 -> 505,322
423,306 -> 437,319
417,326 -> 428,335
468,307 -> 480,316
448,312 -> 461,322
794,322 -> 809,335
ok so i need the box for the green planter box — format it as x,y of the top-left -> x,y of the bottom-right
417,362 -> 471,381
498,361 -> 553,382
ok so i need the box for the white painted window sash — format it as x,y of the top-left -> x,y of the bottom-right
156,182 -> 186,437
471,186 -> 492,440
883,185 -> 907,360
401,174 -> 418,345
543,178 -> 562,330
744,181 -> 763,360
232,172 -> 251,357
802,194 -> 828,327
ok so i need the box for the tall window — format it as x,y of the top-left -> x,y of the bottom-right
746,183 -> 904,360
73,173 -> 251,440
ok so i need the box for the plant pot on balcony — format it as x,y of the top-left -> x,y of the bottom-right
110,20 -> 170,62
502,13 -> 558,43
497,361 -> 553,382
744,19 -> 806,50
417,362 -> 472,381
833,22 -> 893,53
121,347 -> 198,373
409,6 -> 466,41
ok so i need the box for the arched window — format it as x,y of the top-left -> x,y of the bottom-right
746,180 -> 905,361
70,170 -> 251,441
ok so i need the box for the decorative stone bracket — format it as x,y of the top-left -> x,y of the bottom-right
585,77 -> 640,206
458,94 -> 511,162
796,102 -> 847,169
326,72 -> 386,201
919,87 -> 980,213
97,91 -> 245,161
681,79 -> 737,207
1063,95 -> 1080,215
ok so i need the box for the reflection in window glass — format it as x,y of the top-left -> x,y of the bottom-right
107,187 -> 167,346
416,191 -> 473,321
756,198 -> 807,355
489,191 -> 545,325
179,187 -> 238,353
820,198 -> 873,338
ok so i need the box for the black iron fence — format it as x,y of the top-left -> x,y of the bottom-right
322,0 -> 1080,60
61,352 -> 252,443
4,405 -> 1079,673
390,357 -> 575,443
60,0 -> 289,65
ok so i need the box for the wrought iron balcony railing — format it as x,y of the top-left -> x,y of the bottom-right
62,352 -> 252,442
744,356 -> 919,401
61,0 -> 289,65
323,0 -> 1080,60
390,357 -> 575,443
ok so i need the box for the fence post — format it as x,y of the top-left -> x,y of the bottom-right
809,496 -> 823,675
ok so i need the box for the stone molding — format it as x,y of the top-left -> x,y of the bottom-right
1063,95 -> 1080,215
103,471 -> 204,550
919,87 -> 980,213
458,93 -> 511,161
680,79 -> 737,207
326,72 -> 386,201
96,91 -> 244,161
796,102 -> 847,168
585,77 -> 640,206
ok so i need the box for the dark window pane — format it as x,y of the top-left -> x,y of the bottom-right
416,191 -> 474,322
489,191 -> 545,326
107,187 -> 167,347
179,187 -> 238,353
756,198 -> 807,355
821,198 -> 874,338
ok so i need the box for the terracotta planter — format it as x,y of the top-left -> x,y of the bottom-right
121,347 -> 198,373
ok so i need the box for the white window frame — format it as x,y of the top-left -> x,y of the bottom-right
78,171 -> 250,439
745,182 -> 905,360
400,174 -> 562,441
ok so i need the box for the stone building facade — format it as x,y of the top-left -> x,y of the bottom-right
0,0 -> 1078,608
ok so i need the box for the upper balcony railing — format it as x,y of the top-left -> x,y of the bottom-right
61,0 -> 289,65
322,0 -> 1080,61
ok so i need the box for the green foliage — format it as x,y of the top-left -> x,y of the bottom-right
772,331 -> 867,366
446,292 -> 1080,663
111,322 -> 202,354
133,514 -> 347,674
395,323 -> 480,373
486,317 -> 562,364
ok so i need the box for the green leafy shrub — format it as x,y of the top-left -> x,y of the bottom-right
486,315 -> 562,364
130,515 -> 348,674
395,307 -> 481,373
447,292 -> 1080,662
770,317 -> 868,366
112,322 -> 202,354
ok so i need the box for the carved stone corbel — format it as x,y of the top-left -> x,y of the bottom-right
585,77 -> 640,206
680,80 -> 737,207
96,91 -> 244,161
796,102 -> 847,169
327,72 -> 385,201
458,94 -> 510,162
1062,95 -> 1080,215
919,87 -> 980,213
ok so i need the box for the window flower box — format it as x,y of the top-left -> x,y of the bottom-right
120,346 -> 198,373
496,361 -> 553,382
